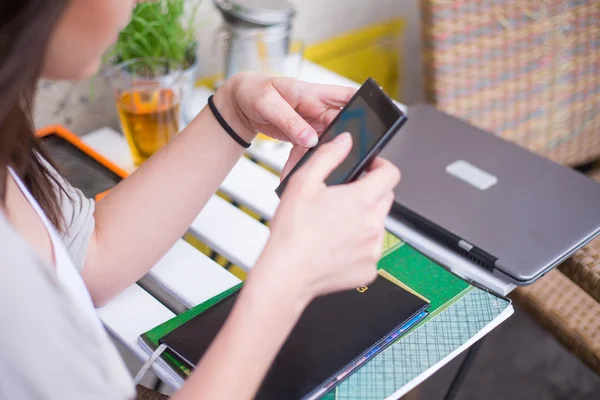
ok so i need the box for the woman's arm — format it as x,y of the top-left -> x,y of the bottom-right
82,73 -> 356,306
82,88 -> 255,306
171,260 -> 308,400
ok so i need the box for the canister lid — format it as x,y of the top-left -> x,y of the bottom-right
214,0 -> 295,26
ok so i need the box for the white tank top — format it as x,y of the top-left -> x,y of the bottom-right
8,168 -> 135,399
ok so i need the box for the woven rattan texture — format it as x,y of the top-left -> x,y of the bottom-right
559,166 -> 600,303
511,269 -> 600,375
511,165 -> 600,376
421,1 -> 600,166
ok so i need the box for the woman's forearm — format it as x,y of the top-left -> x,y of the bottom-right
83,90 -> 256,306
172,254 -> 309,400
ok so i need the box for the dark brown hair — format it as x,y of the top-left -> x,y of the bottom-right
0,1 -> 70,230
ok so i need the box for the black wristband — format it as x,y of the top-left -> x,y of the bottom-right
207,95 -> 252,149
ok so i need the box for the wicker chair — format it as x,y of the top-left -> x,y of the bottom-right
421,0 -> 600,377
513,166 -> 600,375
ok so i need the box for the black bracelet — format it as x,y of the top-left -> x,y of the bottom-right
207,95 -> 252,149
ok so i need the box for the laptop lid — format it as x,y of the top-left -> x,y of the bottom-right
381,104 -> 600,285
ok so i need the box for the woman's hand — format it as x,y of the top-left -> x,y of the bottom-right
173,136 -> 399,400
173,134 -> 399,400
248,133 -> 400,309
167,75 -> 397,400
212,72 -> 356,157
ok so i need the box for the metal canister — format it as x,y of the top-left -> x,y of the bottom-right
214,0 -> 296,80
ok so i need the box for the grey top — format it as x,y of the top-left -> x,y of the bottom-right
0,168 -> 135,399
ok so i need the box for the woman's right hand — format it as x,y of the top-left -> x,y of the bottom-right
249,132 -> 400,308
173,133 -> 399,400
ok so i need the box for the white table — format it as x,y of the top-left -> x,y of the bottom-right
92,60 -> 512,397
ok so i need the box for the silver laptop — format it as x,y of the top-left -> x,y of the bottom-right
381,104 -> 600,286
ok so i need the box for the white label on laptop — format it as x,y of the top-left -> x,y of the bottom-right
446,160 -> 498,190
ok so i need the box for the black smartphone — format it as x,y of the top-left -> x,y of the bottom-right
275,78 -> 407,197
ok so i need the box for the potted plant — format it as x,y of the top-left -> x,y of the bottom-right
103,0 -> 202,165
107,0 -> 201,109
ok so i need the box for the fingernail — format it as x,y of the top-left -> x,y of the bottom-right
336,132 -> 351,145
300,130 -> 318,147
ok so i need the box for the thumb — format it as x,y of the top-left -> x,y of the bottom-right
302,133 -> 353,182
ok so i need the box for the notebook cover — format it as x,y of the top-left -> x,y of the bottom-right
138,243 -> 511,400
139,233 -> 473,387
159,273 -> 428,399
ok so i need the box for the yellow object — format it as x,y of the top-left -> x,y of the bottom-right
305,19 -> 405,101
256,133 -> 273,142
382,231 -> 403,255
195,75 -> 219,89
227,265 -> 248,281
183,233 -> 212,257
184,233 -> 248,280
196,20 -> 405,100
117,88 -> 180,166
378,269 -> 430,304
216,192 -> 263,222
196,22 -> 405,142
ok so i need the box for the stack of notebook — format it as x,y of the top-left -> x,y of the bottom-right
139,235 -> 512,399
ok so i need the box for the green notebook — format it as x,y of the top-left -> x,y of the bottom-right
139,235 -> 511,398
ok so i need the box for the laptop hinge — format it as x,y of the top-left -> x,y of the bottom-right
391,203 -> 498,272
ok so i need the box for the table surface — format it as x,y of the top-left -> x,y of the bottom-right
89,60 -> 513,397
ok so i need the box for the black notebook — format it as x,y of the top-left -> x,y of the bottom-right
160,274 -> 429,399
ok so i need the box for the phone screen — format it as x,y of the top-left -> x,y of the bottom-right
276,79 -> 405,196
317,96 -> 388,185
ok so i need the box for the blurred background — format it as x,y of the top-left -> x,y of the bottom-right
35,1 -> 600,398
34,0 -> 424,133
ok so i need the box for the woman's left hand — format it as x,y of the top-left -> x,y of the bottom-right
212,72 -> 356,178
